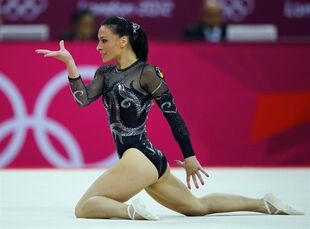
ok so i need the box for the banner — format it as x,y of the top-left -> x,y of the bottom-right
0,42 -> 310,168
1,0 -> 310,40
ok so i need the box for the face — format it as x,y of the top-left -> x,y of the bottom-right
201,4 -> 222,27
96,25 -> 127,62
0,13 -> 3,25
75,14 -> 95,40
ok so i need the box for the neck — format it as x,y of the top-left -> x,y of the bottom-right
116,50 -> 138,69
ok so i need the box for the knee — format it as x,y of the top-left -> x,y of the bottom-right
183,208 -> 206,217
182,201 -> 210,217
74,197 -> 97,218
75,205 -> 83,218
75,201 -> 84,218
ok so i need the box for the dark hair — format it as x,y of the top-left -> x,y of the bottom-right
101,17 -> 148,62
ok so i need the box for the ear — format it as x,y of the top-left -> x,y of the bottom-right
119,36 -> 129,48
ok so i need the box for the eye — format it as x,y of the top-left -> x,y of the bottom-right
100,38 -> 108,43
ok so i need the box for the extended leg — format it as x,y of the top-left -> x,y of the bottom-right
198,193 -> 266,214
146,166 -> 273,216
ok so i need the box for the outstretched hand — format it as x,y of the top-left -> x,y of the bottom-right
175,156 -> 209,189
36,40 -> 73,64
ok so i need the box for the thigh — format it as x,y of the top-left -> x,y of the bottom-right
145,165 -> 203,215
78,148 -> 158,204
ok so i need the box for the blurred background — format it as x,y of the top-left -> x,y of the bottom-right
1,0 -> 310,42
0,0 -> 310,168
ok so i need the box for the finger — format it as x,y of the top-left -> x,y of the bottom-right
59,40 -> 65,50
44,51 -> 59,57
174,160 -> 184,167
196,170 -> 205,186
199,168 -> 210,177
35,49 -> 52,54
187,174 -> 191,189
192,173 -> 199,189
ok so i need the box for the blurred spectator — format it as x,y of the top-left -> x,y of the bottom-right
183,0 -> 226,42
58,9 -> 97,41
0,10 -> 4,25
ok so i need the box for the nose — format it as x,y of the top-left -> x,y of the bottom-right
96,41 -> 101,52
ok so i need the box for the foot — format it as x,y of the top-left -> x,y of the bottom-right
127,198 -> 160,220
263,193 -> 304,215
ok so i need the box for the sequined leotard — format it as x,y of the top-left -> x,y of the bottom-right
68,60 -> 195,178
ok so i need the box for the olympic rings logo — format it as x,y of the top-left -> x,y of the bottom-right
0,66 -> 118,167
219,0 -> 255,22
0,0 -> 48,21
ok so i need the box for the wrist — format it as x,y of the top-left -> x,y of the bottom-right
64,57 -> 75,66
65,58 -> 79,78
68,75 -> 80,80
184,155 -> 196,162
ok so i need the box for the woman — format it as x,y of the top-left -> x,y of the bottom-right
36,17 -> 303,220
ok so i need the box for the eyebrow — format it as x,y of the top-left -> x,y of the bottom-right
98,36 -> 108,39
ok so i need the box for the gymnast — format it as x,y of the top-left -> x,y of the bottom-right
36,16 -> 303,220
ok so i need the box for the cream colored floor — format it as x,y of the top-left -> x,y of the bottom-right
1,168 -> 309,229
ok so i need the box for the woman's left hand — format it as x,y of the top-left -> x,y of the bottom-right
175,156 -> 209,189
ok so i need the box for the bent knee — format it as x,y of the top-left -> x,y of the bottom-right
75,205 -> 83,218
183,209 -> 206,217
75,201 -> 86,218
74,196 -> 97,218
184,210 -> 206,217
181,202 -> 209,217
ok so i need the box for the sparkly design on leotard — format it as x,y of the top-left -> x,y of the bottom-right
105,80 -> 152,144
72,90 -> 84,105
157,98 -> 177,114
68,60 -> 195,177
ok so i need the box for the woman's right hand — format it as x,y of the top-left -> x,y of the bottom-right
36,40 -> 73,64
36,40 -> 79,78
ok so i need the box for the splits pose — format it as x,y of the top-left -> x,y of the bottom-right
36,16 -> 303,220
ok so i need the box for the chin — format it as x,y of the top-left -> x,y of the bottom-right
102,56 -> 110,63
102,55 -> 115,63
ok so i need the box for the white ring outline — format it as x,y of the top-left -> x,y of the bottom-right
1,0 -> 49,21
0,67 -> 118,167
219,0 -> 255,22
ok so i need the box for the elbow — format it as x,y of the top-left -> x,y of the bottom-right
77,102 -> 89,107
72,90 -> 90,107
75,99 -> 89,107
77,103 -> 86,108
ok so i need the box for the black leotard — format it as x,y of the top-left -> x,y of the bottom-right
68,60 -> 195,178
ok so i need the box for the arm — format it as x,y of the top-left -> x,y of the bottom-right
155,91 -> 195,158
68,67 -> 105,107
140,65 -> 209,189
36,40 -> 104,106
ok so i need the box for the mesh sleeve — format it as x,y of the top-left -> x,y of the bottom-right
140,65 -> 195,159
68,66 -> 106,107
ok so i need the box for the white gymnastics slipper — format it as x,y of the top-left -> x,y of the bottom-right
263,193 -> 304,215
127,198 -> 160,220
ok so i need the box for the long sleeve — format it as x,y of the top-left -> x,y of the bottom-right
140,65 -> 195,159
68,66 -> 107,106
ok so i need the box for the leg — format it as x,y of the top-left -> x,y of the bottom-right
75,148 -> 158,219
198,193 -> 266,214
198,193 -> 301,215
146,166 -> 267,216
